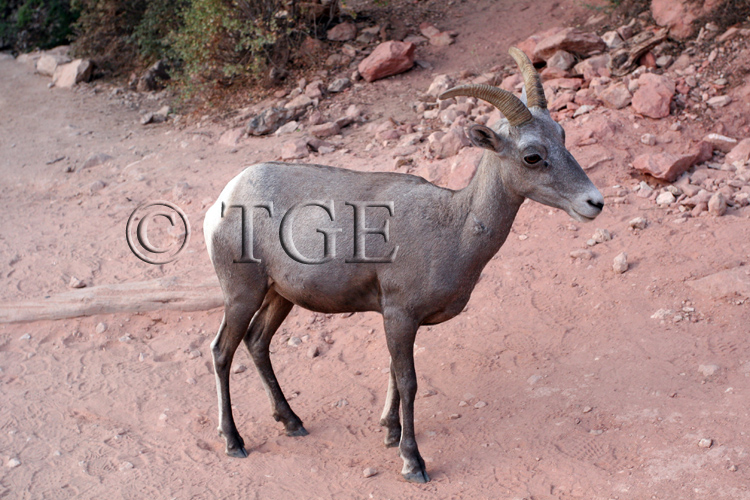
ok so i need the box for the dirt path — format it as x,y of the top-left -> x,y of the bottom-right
2,3 -> 750,498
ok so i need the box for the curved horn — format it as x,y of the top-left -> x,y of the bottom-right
508,46 -> 547,110
439,84 -> 532,127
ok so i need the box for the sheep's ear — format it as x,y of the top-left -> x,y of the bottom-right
468,125 -> 505,152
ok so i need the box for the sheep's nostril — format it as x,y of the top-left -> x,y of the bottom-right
587,199 -> 604,211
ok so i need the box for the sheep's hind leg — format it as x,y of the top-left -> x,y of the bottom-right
244,288 -> 307,436
212,295 -> 264,458
379,358 -> 401,447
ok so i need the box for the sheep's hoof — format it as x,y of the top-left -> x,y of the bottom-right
226,446 -> 248,458
286,425 -> 309,437
402,470 -> 430,483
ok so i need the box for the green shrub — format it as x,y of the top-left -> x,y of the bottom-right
171,0 -> 283,83
1,0 -> 77,51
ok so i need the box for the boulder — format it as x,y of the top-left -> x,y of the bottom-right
703,133 -> 737,153
52,59 -> 93,88
247,107 -> 297,136
726,138 -> 750,165
36,53 -> 70,77
633,141 -> 712,181
516,27 -> 565,64
304,80 -> 325,99
327,22 -> 357,41
651,0 -> 724,40
533,28 -> 606,61
285,94 -> 313,111
546,50 -> 576,71
309,122 -> 340,138
137,60 -> 170,91
598,82 -> 631,109
280,138 -> 310,160
426,74 -> 454,98
327,78 -> 351,93
358,41 -> 416,83
631,73 -> 675,119
573,54 -> 610,81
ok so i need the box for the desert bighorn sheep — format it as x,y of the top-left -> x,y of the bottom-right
203,47 -> 604,483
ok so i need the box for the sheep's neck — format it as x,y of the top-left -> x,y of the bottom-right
455,150 -> 524,260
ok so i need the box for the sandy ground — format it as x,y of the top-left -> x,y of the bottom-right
2,2 -> 750,498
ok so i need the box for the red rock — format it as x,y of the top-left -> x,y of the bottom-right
309,122 -> 340,138
280,139 -> 309,160
549,91 -> 575,111
516,27 -> 565,64
419,22 -> 441,39
327,22 -> 357,41
540,66 -> 570,81
445,148 -> 482,190
651,0 -> 724,40
573,54 -> 611,81
631,73 -> 675,119
533,28 -> 606,61
639,51 -> 657,69
500,74 -> 522,92
726,138 -> 750,165
703,133 -> 737,153
546,50 -> 576,71
633,142 -> 712,181
543,78 -> 582,92
598,82 -> 631,109
358,41 -> 415,83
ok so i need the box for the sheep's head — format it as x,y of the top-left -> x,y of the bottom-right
439,47 -> 604,222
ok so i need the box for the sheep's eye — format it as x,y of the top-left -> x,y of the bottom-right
524,154 -> 542,165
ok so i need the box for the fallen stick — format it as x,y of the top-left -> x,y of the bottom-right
0,276 -> 223,324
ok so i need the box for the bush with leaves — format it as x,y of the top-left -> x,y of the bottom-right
0,0 -> 77,52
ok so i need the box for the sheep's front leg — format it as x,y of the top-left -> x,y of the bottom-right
379,358 -> 401,447
383,311 -> 429,483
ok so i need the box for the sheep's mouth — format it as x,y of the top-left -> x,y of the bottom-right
569,208 -> 597,222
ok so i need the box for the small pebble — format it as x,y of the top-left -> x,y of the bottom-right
640,133 -> 657,146
119,461 -> 134,471
336,399 -> 348,408
729,464 -> 738,472
527,374 -> 543,385
68,276 -> 86,289
629,217 -> 648,229
95,322 -> 108,334
288,336 -> 302,347
698,438 -> 713,449
458,400 -> 468,407
651,309 -> 672,319
187,378 -> 197,385
448,413 -> 461,420
613,252 -> 628,274
307,345 -> 319,359
119,334 -> 131,342
474,401 -> 487,409
591,228 -> 611,243
138,353 -> 145,362
363,467 -> 378,478
19,333 -> 31,341
698,364 -> 720,377
582,406 -> 593,413
233,364 -> 247,374
570,249 -> 594,260
188,349 -> 201,359
6,458 -> 20,468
